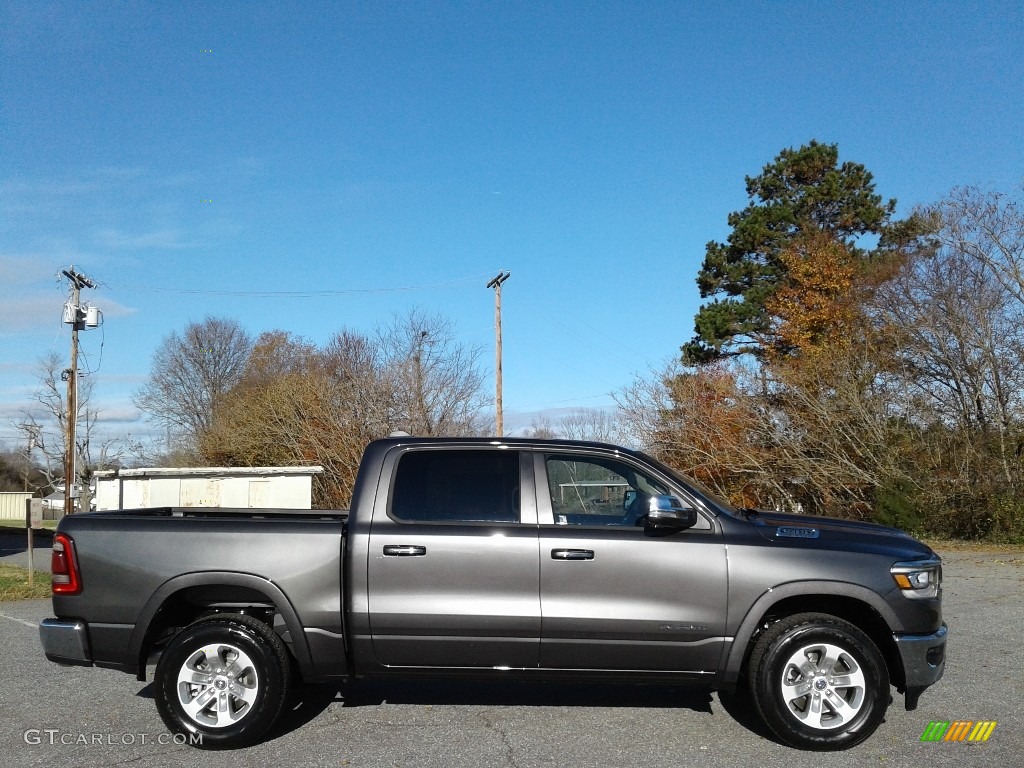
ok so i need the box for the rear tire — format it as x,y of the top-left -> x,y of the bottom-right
154,613 -> 291,750
748,612 -> 889,750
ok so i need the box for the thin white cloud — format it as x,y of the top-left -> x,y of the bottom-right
0,384 -> 37,402
93,405 -> 143,424
2,246 -> 109,281
0,362 -> 37,376
94,372 -> 148,384
92,228 -> 193,250
504,404 -> 618,435
0,398 -> 142,427
0,167 -> 196,199
0,255 -> 65,286
0,294 -> 136,333
87,298 -> 136,318
0,399 -> 37,421
0,294 -> 67,333
0,177 -> 109,197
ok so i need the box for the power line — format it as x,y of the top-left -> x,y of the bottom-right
112,272 -> 492,298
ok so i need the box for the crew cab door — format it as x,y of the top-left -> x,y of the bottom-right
367,447 -> 540,668
536,451 -> 728,674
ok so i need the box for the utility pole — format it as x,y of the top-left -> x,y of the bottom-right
486,271 -> 510,436
61,267 -> 95,515
414,330 -> 429,434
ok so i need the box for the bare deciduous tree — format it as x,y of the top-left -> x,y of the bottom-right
936,186 -> 1024,306
761,339 -> 912,516
616,360 -> 778,505
380,309 -> 489,437
522,415 -> 558,439
199,311 -> 490,508
557,408 -> 620,443
15,353 -> 82,494
0,450 -> 47,492
865,189 -> 1024,536
14,352 -> 140,509
876,233 -> 1024,483
134,317 -> 253,451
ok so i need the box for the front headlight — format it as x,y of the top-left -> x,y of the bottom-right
891,558 -> 942,599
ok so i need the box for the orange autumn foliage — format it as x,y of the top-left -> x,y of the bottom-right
765,231 -> 858,360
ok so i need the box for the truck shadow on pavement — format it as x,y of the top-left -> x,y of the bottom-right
266,679 -> 781,744
714,688 -> 777,741
138,677 -> 779,745
331,679 -> 714,709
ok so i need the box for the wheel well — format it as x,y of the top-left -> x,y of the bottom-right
741,595 -> 904,690
138,585 -> 293,679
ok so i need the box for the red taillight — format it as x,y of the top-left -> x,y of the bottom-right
51,533 -> 82,595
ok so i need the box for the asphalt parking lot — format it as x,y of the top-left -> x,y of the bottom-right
1,547 -> 1020,768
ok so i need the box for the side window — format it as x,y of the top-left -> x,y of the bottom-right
546,454 -> 669,527
390,450 -> 520,524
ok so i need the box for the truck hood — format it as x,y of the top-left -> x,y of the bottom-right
748,510 -> 936,559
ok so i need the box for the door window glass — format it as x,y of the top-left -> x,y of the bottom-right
545,454 -> 670,527
390,450 -> 520,523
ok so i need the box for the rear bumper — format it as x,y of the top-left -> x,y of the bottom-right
39,618 -> 93,667
894,622 -> 947,709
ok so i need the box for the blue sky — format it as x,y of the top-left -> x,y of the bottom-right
2,0 -> 1023,447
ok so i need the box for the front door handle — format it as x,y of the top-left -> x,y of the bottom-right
383,545 -> 427,557
551,548 -> 594,561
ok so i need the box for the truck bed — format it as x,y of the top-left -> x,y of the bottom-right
50,508 -> 349,681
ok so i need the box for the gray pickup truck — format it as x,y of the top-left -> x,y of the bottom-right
40,436 -> 946,751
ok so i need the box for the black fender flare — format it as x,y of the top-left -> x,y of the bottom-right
128,571 -> 314,680
720,580 -> 901,687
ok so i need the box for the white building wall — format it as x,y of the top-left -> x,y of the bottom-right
94,468 -> 320,511
95,481 -> 119,512
0,492 -> 32,520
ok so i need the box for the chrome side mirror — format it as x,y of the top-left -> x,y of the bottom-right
646,495 -> 698,529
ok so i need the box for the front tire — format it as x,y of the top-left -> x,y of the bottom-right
748,612 -> 889,750
154,613 -> 291,749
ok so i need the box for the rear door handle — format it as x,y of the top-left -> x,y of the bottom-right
383,545 -> 427,557
551,548 -> 594,561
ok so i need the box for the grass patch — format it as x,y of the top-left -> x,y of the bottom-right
0,563 -> 51,601
0,518 -> 58,532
